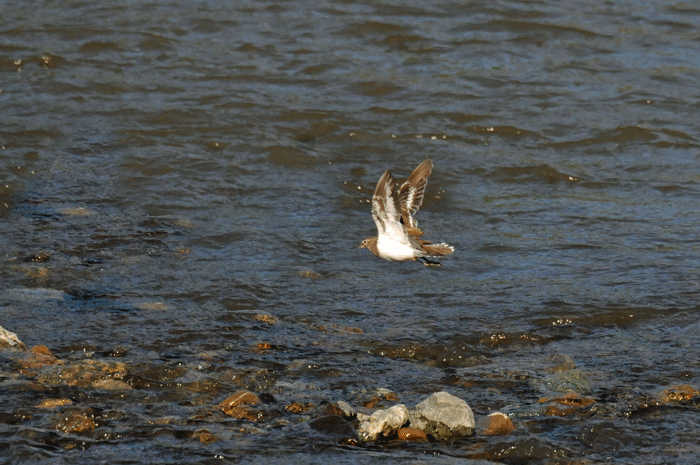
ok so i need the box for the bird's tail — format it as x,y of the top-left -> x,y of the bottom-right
421,243 -> 454,257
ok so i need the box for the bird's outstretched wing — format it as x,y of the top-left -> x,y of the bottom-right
371,170 -> 406,240
398,159 -> 433,230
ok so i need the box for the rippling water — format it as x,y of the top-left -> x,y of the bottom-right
2,1 -> 699,463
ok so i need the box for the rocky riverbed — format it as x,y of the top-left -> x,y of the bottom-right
2,324 -> 697,463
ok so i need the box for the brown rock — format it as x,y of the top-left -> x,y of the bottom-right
323,403 -> 346,417
252,313 -> 278,324
196,430 -> 218,444
219,390 -> 261,408
298,269 -> 321,279
658,385 -> 698,403
55,410 -> 96,435
538,392 -> 596,407
397,427 -> 428,442
15,347 -> 63,375
545,404 -> 575,416
285,402 -> 314,414
219,390 -> 263,419
221,406 -> 263,421
36,360 -> 127,387
37,399 -> 73,409
91,379 -> 132,390
477,412 -> 515,435
31,345 -> 53,356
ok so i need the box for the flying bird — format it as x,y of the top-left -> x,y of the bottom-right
359,159 -> 454,266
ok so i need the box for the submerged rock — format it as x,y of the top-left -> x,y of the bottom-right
658,384 -> 698,403
37,399 -> 73,409
357,404 -> 409,441
55,409 -> 96,435
218,390 -> 263,421
409,391 -> 475,440
308,415 -> 359,444
15,345 -> 63,375
36,359 -> 127,387
538,368 -> 591,394
92,378 -> 132,390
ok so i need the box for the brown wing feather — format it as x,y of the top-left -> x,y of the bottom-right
398,159 -> 433,229
371,170 -> 403,236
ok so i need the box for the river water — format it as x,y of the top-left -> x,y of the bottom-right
1,0 -> 699,463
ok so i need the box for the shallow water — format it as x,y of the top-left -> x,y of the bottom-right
2,0 -> 700,463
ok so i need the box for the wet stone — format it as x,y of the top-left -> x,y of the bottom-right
197,430 -> 218,444
92,378 -> 132,390
409,391 -> 475,440
14,345 -> 63,374
538,368 -> 591,394
544,354 -> 577,373
308,415 -> 359,444
36,359 -> 128,387
476,412 -> 515,435
540,392 -> 596,406
297,268 -> 321,279
252,313 -> 278,324
658,384 -> 698,403
357,404 -> 409,442
55,409 -> 96,435
218,390 -> 263,420
36,399 -> 73,409
397,427 -> 428,442
285,402 -> 314,414
0,326 -> 27,351
323,401 -> 356,419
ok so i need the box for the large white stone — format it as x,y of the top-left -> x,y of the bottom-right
357,404 -> 409,441
409,391 -> 474,439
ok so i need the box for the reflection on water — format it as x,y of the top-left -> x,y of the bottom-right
1,0 -> 699,463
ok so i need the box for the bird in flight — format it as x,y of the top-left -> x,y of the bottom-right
359,159 -> 454,266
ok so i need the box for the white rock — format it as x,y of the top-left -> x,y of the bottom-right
0,326 -> 27,350
336,400 -> 356,417
357,404 -> 409,441
410,391 -> 474,439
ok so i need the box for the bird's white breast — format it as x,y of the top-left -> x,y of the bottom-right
376,234 -> 419,261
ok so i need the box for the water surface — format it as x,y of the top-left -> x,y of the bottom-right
1,1 -> 699,463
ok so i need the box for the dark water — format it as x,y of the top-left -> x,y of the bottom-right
2,0 -> 700,463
